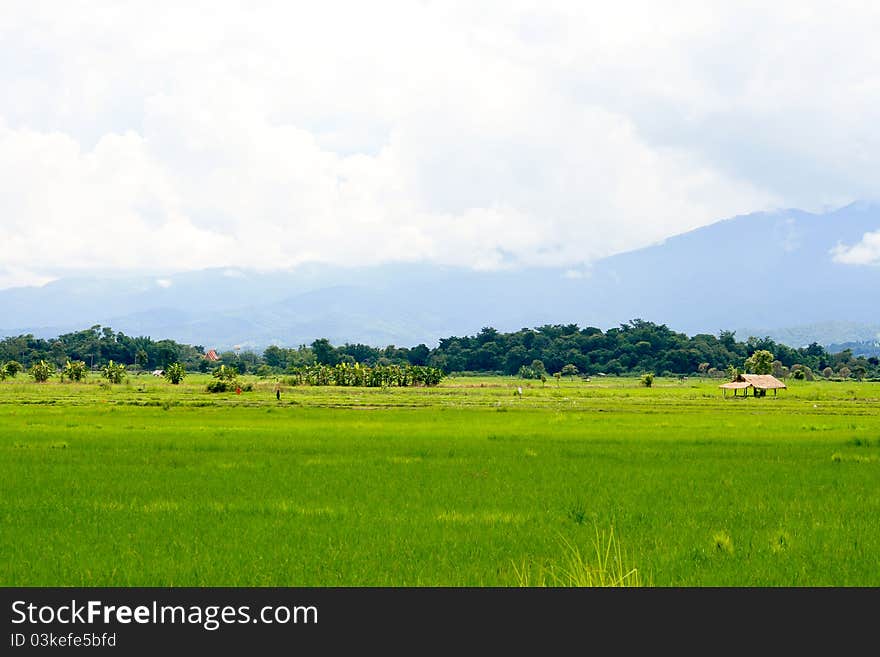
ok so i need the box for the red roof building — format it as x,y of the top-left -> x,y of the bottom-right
205,349 -> 220,361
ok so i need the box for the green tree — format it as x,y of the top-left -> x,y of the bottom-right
263,345 -> 287,369
102,360 -> 126,384
561,363 -> 579,378
641,372 -> 655,387
311,338 -> 338,366
135,349 -> 149,370
4,360 -> 23,377
30,360 -> 55,382
504,346 -> 529,375
719,330 -> 737,351
517,359 -> 547,380
408,344 -> 430,366
745,350 -> 774,375
164,362 -> 186,385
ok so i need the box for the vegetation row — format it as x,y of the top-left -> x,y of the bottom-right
1,319 -> 878,381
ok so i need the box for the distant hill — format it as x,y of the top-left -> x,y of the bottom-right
826,341 -> 880,358
735,322 -> 880,349
2,202 -> 879,349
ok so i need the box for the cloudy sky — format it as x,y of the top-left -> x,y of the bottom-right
2,1 -> 879,288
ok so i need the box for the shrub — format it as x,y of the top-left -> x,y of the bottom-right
641,372 -> 654,387
164,362 -> 186,385
30,360 -> 55,382
206,379 -> 234,393
212,364 -> 238,381
790,364 -> 814,381
4,360 -> 23,377
205,378 -> 251,393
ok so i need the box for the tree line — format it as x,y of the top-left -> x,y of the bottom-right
1,319 -> 878,380
422,320 -> 877,380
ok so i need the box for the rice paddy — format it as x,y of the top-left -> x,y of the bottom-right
1,375 -> 878,586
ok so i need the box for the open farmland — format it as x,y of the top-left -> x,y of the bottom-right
1,375 -> 879,586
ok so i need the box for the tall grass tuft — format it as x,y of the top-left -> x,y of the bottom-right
712,531 -> 734,555
514,526 -> 647,587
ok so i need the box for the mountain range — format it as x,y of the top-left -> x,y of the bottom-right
2,202 -> 879,350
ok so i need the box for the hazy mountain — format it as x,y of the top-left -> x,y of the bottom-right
2,202 -> 879,349
826,341 -> 880,358
736,322 -> 880,349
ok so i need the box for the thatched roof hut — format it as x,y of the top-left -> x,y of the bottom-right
720,374 -> 786,397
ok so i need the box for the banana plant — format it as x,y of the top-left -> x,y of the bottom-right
61,360 -> 87,382
164,362 -> 186,385
30,360 -> 55,383
102,360 -> 126,384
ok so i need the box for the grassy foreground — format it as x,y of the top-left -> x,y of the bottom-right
1,375 -> 879,586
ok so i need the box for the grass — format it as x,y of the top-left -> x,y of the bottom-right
513,527 -> 647,586
1,374 -> 879,586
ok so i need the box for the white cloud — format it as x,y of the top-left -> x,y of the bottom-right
1,1 -> 879,288
832,231 -> 880,266
155,278 -> 172,288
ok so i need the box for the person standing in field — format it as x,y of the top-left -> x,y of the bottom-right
275,379 -> 281,401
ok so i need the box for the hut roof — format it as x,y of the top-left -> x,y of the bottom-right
740,374 -> 787,389
719,374 -> 787,390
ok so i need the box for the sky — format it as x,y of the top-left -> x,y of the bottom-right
2,0 -> 880,289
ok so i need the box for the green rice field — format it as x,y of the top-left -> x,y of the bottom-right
1,375 -> 879,586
